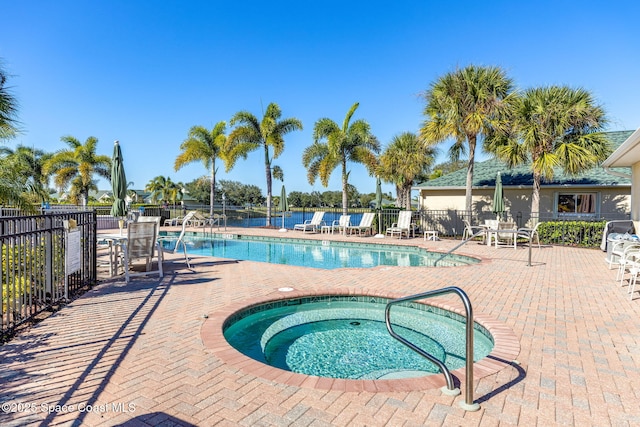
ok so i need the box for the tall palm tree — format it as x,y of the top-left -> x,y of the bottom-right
487,85 -> 610,219
0,61 -> 19,141
226,103 -> 302,226
175,122 -> 227,217
420,65 -> 514,213
302,102 -> 380,215
378,132 -> 436,209
44,136 -> 111,206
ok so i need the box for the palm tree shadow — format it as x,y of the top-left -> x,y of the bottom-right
113,412 -> 197,427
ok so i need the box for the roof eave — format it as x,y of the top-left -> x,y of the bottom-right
602,128 -> 640,167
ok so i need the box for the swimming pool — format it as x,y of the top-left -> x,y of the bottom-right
223,295 -> 494,379
159,232 -> 478,269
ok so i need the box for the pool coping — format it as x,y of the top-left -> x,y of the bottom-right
201,287 -> 520,392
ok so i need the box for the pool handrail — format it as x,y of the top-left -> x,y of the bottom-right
384,286 -> 480,412
433,229 -> 486,266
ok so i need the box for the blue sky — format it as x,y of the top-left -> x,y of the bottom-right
2,1 -> 639,197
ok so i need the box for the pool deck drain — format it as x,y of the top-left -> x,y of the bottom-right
1,226 -> 639,426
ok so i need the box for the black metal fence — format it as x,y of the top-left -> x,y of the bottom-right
166,204 -> 617,247
0,210 -> 97,342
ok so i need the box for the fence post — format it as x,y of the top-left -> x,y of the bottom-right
44,214 -> 53,297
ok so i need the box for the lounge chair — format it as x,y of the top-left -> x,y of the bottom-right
323,215 -> 351,234
347,212 -> 375,236
185,211 -> 210,227
294,211 -> 325,233
164,215 -> 184,227
121,222 -> 163,283
386,211 -> 413,239
157,211 -> 194,270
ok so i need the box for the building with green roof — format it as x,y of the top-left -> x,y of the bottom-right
414,130 -> 635,223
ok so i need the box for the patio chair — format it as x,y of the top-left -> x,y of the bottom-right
386,210 -> 413,239
615,243 -> 640,285
138,215 -> 161,229
294,211 -> 325,233
462,219 -> 486,243
121,222 -> 163,283
516,221 -> 541,248
628,258 -> 640,300
347,212 -> 376,236
495,222 -> 518,248
323,215 -> 351,234
157,211 -> 194,270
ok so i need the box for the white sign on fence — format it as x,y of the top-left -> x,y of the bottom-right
65,229 -> 81,275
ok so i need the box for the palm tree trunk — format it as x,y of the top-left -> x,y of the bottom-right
531,170 -> 541,222
465,135 -> 477,213
214,162 -> 216,217
341,161 -> 348,216
265,150 -> 272,227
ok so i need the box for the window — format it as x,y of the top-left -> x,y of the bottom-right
556,193 -> 597,216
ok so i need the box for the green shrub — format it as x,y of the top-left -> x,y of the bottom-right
537,220 -> 606,247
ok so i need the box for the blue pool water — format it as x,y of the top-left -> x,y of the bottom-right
223,295 -> 494,379
159,233 -> 478,269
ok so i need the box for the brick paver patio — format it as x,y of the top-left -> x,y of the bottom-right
1,227 -> 639,426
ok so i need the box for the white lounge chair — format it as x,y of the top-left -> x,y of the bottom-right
294,211 -> 325,233
185,211 -> 210,227
347,212 -> 375,236
323,215 -> 350,234
121,222 -> 163,283
386,211 -> 413,239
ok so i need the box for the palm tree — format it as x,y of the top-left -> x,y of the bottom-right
378,132 -> 436,209
175,122 -> 227,217
44,136 -> 111,206
0,145 -> 51,203
145,175 -> 180,204
0,61 -> 19,141
0,154 -> 38,213
226,103 -> 302,226
420,65 -> 514,213
302,102 -> 380,216
487,85 -> 610,219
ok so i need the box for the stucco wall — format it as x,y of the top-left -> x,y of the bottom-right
419,186 -> 630,222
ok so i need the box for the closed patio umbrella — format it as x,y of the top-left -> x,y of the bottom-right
492,172 -> 504,220
278,185 -> 289,232
375,177 -> 384,236
110,140 -> 128,234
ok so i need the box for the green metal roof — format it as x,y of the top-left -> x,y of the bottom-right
417,130 -> 634,188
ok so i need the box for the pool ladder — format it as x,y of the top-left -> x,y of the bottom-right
385,286 -> 480,411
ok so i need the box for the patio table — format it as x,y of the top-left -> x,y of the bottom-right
97,233 -> 127,277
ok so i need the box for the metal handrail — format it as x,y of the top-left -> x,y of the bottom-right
385,286 -> 480,411
434,229 -> 486,265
